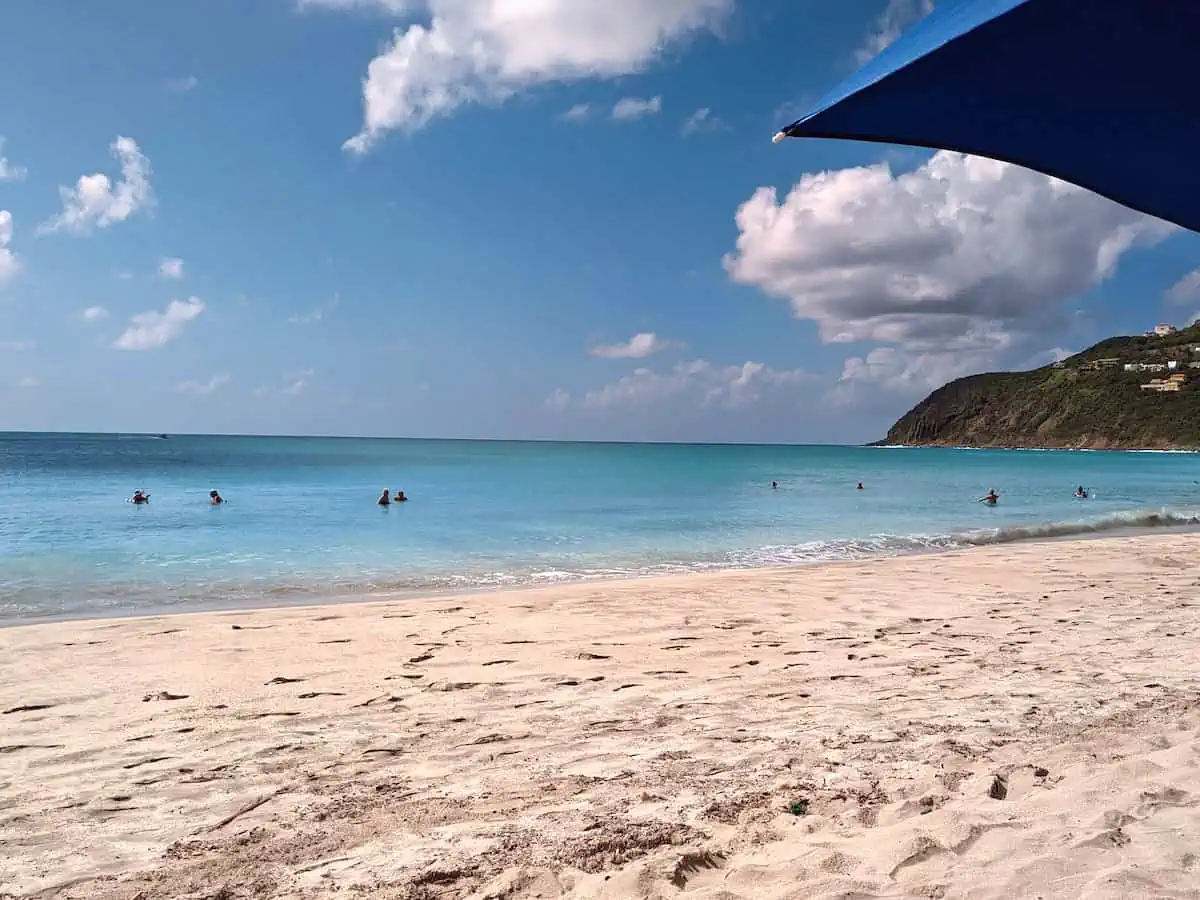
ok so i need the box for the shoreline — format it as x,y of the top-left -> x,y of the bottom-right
6,517 -> 1199,630
2,532 -> 1199,898
870,441 -> 1200,452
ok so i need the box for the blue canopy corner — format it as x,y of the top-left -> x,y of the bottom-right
776,0 -> 1200,232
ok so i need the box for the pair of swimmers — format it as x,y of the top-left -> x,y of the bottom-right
129,490 -> 223,505
771,481 -> 866,490
378,489 -> 408,506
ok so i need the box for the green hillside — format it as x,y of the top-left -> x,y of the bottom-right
880,324 -> 1200,449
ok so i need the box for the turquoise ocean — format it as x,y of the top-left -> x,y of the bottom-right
3,432 -> 1199,623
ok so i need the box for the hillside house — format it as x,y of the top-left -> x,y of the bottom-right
1125,362 -> 1168,373
1152,323 -> 1178,336
1142,374 -> 1187,392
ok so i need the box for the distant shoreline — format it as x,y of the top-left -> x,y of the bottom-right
866,439 -> 1200,452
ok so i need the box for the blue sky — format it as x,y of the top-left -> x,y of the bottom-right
1,0 -> 1198,443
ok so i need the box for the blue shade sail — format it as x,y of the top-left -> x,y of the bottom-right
777,0 -> 1200,232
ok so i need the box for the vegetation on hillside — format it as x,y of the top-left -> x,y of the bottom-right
880,324 -> 1200,449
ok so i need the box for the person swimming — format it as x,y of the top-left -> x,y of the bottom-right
378,489 -> 391,506
1074,485 -> 1088,498
395,490 -> 408,502
771,481 -> 778,490
130,490 -> 149,505
209,490 -> 224,505
856,482 -> 864,490
980,489 -> 999,505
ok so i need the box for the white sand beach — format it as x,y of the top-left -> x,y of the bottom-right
2,534 -> 1199,899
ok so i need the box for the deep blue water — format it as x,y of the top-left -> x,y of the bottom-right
2,433 -> 1199,621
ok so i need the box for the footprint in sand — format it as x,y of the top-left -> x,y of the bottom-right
142,691 -> 188,702
122,756 -> 173,770
3,703 -> 56,714
425,681 -> 481,692
265,676 -> 305,686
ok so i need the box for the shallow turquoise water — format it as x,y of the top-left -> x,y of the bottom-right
2,433 -> 1199,621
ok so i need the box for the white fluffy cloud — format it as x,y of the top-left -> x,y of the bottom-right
857,0 -> 934,63
157,257 -> 185,280
568,358 -> 810,411
176,373 -> 231,395
726,151 -> 1175,353
0,138 -> 26,182
333,0 -> 731,150
1165,269 -> 1200,304
590,332 -> 678,359
561,103 -> 591,122
0,211 -> 17,284
81,305 -> 109,322
15,376 -> 39,389
39,137 -> 154,236
611,95 -> 661,121
113,297 -> 205,350
836,343 -> 994,405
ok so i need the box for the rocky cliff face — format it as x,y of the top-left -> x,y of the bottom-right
879,328 -> 1200,450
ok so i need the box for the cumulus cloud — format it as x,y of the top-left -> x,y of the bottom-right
15,376 -> 39,389
1165,269 -> 1200,304
81,305 -> 109,322
590,332 -> 679,359
681,106 -> 722,136
835,338 -> 1001,405
113,297 -> 205,350
335,0 -> 731,151
0,210 -> 17,284
857,0 -> 935,63
561,103 -> 592,122
176,373 -> 231,395
611,95 -> 661,121
157,257 -> 185,280
726,151 -> 1174,354
39,137 -> 154,236
0,138 -> 26,182
578,358 -> 811,410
